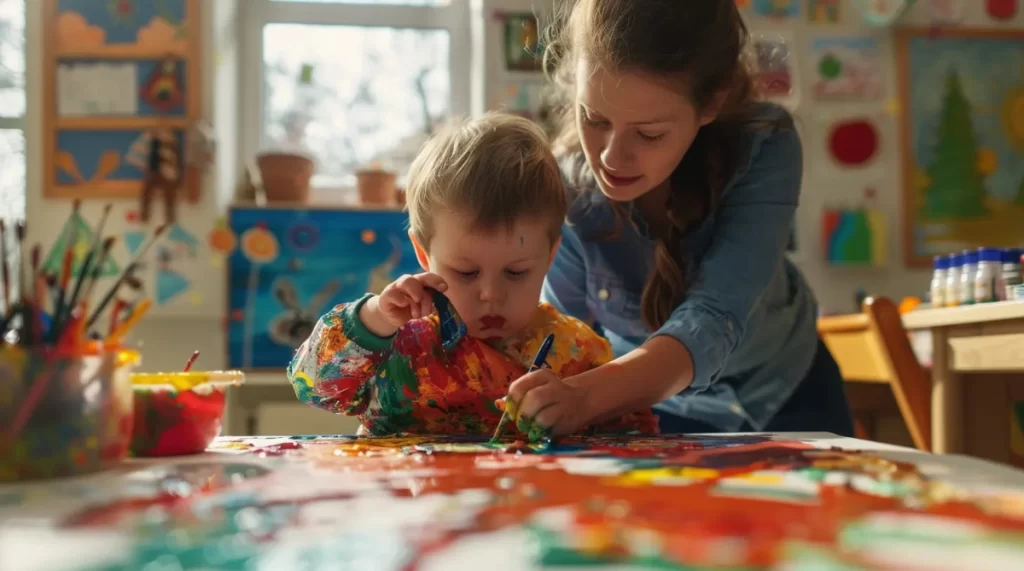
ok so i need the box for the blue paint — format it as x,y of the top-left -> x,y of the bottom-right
156,268 -> 190,304
55,130 -> 183,184
227,207 -> 422,369
58,0 -> 187,45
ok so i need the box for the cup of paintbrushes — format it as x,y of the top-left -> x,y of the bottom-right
0,341 -> 141,482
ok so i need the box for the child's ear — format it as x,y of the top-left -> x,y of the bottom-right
547,237 -> 563,268
408,230 -> 431,271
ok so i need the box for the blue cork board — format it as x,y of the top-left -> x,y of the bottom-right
227,207 -> 423,370
54,129 -> 183,185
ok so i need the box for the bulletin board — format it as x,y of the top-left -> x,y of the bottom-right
42,0 -> 202,200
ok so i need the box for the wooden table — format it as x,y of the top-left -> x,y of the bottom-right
3,433 -> 1024,570
902,301 -> 1024,456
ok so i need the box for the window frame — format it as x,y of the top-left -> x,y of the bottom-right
239,0 -> 472,190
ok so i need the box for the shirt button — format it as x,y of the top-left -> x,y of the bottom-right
598,289 -> 610,301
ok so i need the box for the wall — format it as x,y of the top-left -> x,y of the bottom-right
743,2 -> 1024,314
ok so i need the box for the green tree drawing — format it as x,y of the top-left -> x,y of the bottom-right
921,71 -> 987,218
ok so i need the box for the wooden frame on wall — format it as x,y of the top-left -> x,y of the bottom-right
897,27 -> 1024,268
41,0 -> 202,200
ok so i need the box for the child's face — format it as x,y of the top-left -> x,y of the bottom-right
574,57 -> 720,203
416,210 -> 556,342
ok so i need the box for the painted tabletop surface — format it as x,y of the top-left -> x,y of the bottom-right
3,433 -> 1024,570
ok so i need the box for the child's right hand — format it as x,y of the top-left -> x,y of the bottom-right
362,273 -> 449,336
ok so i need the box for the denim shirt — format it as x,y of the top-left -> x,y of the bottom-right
541,102 -> 818,432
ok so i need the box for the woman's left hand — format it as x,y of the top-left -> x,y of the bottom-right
504,368 -> 593,439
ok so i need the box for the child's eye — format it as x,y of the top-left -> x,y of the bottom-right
638,131 -> 665,142
454,269 -> 479,279
505,269 -> 529,279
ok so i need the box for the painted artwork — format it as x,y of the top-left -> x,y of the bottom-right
808,0 -> 841,23
752,0 -> 799,18
57,59 -> 187,117
810,36 -> 883,101
899,30 -> 1024,266
3,434 -> 1024,569
227,207 -> 422,370
823,207 -> 887,266
55,0 -> 189,56
503,13 -> 543,72
858,0 -> 915,26
753,34 -> 794,99
54,129 -> 184,186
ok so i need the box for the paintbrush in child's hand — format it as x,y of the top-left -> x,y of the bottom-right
491,333 -> 555,443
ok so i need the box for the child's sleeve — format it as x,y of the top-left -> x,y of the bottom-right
287,294 -> 395,416
552,314 -> 615,378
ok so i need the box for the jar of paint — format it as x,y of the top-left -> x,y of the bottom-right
974,247 -> 1002,303
0,343 -> 140,482
930,255 -> 948,308
959,249 -> 978,305
130,370 -> 244,457
1000,248 -> 1021,301
945,253 -> 962,307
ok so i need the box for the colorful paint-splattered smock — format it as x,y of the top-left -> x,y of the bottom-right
288,294 -> 659,437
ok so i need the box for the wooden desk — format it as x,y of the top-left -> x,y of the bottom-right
902,301 -> 1024,455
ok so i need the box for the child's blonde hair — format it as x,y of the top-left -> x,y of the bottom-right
405,112 -> 565,247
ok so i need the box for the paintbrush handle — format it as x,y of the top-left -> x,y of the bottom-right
106,298 -> 152,341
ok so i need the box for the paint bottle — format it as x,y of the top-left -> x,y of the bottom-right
974,247 -> 1001,304
999,248 -> 1021,301
930,255 -> 948,308
945,253 -> 961,308
959,249 -> 978,305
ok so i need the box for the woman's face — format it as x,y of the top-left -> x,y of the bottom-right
575,58 -> 719,202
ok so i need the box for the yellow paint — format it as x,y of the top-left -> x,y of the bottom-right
866,208 -> 887,267
615,466 -> 719,486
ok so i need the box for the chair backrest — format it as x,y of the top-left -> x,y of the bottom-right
818,297 -> 931,451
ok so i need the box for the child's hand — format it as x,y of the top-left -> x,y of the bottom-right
362,273 -> 448,336
504,368 -> 592,439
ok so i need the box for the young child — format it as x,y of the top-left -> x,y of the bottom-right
287,112 -> 658,439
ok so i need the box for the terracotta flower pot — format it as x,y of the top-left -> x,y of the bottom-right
356,169 -> 397,205
257,152 -> 314,203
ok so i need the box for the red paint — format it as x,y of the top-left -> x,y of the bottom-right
131,385 -> 228,457
828,119 -> 879,166
987,0 -> 1018,19
253,441 -> 304,457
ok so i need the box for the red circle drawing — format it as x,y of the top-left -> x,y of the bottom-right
828,119 -> 879,167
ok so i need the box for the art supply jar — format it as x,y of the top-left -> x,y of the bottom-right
974,247 -> 1001,304
0,342 -> 140,482
1000,248 -> 1022,301
959,249 -> 978,305
930,254 -> 948,308
945,253 -> 962,307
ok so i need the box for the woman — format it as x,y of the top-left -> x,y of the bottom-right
506,0 -> 854,437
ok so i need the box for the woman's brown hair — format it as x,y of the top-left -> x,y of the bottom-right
543,0 -> 788,330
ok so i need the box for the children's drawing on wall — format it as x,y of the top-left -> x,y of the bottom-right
55,0 -> 189,55
810,36 -> 883,101
987,0 -> 1019,20
752,33 -> 796,101
822,206 -> 887,266
227,209 -> 422,369
901,31 -> 1024,265
503,13 -> 543,72
43,209 -> 120,278
808,0 -> 841,23
858,0 -> 916,26
826,116 -> 880,168
752,0 -> 799,18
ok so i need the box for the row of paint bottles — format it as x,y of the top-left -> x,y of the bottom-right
931,248 -> 1023,308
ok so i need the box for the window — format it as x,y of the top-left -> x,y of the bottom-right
242,0 -> 471,190
0,0 -> 25,223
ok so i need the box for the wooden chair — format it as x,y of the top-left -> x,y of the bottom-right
817,296 -> 932,451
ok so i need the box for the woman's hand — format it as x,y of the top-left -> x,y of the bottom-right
504,368 -> 594,439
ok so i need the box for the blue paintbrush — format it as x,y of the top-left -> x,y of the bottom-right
431,288 -> 466,352
491,333 -> 554,442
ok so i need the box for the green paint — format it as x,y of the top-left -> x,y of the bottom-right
819,54 -> 842,79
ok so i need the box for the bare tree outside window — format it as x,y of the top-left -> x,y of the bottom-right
0,0 -> 25,292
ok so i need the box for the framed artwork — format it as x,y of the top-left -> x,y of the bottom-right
226,206 -> 422,370
897,28 -> 1024,267
503,12 -> 542,72
42,0 -> 202,200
